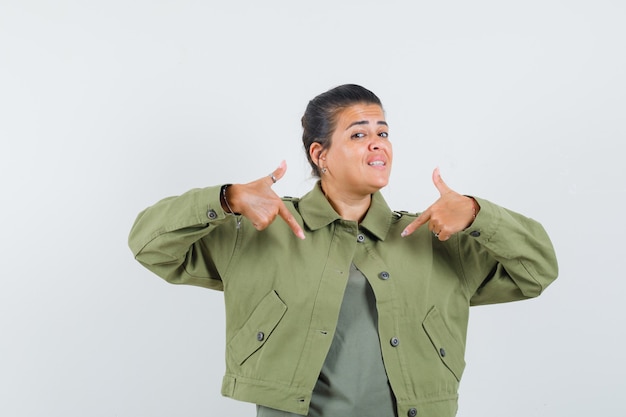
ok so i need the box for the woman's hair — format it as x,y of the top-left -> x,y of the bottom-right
301,84 -> 383,177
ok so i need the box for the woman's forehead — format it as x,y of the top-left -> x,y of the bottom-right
336,104 -> 386,127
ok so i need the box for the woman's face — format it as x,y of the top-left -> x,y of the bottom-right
315,103 -> 393,197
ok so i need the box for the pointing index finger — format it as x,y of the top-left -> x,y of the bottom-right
278,201 -> 305,240
401,210 -> 431,237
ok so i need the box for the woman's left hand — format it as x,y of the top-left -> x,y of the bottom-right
401,168 -> 479,241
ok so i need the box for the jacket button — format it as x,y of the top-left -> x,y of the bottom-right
439,348 -> 446,357
390,337 -> 400,347
207,209 -> 218,220
357,234 -> 365,243
408,407 -> 418,417
256,331 -> 265,341
379,271 -> 390,280
469,230 -> 481,237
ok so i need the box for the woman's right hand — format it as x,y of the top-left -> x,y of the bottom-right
223,161 -> 306,240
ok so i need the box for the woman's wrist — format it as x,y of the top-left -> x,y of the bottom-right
220,184 -> 240,215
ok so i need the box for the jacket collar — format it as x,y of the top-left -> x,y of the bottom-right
299,182 -> 393,241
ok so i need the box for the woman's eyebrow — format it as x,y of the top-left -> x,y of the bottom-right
346,120 -> 388,130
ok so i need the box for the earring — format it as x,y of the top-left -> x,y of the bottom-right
321,167 -> 327,174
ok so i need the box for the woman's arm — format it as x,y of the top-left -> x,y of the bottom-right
128,185 -> 234,290
457,198 -> 559,305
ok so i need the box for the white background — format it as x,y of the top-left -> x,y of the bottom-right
1,1 -> 624,416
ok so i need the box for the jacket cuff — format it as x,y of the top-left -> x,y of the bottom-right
201,185 -> 231,224
461,197 -> 502,242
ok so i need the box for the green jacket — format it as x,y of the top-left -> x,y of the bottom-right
128,182 -> 558,417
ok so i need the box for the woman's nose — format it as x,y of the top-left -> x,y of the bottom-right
369,136 -> 386,151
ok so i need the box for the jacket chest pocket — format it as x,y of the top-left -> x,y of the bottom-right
228,290 -> 287,366
422,306 -> 466,381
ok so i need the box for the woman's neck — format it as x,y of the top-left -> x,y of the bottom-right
320,181 -> 372,222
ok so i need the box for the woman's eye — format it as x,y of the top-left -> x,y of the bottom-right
379,132 -> 389,138
351,132 -> 365,139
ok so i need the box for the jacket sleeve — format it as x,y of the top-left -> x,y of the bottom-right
456,198 -> 559,306
127,185 -> 238,291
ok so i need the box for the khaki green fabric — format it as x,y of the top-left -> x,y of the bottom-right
128,182 -> 558,417
257,263 -> 396,417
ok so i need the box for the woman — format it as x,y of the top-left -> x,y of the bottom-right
128,84 -> 558,417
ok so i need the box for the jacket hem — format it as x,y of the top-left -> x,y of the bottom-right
221,374 -> 311,415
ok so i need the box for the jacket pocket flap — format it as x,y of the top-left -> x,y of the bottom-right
229,290 -> 287,366
422,306 -> 466,381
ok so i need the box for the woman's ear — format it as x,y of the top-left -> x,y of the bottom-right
309,142 -> 323,168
